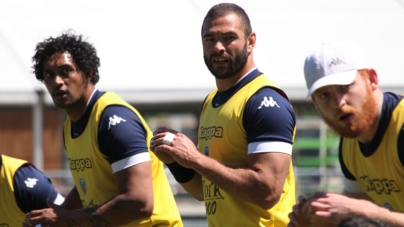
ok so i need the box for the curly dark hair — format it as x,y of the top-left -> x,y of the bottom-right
32,30 -> 100,84
201,3 -> 252,39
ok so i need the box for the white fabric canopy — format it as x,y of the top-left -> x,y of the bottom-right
1,0 -> 403,105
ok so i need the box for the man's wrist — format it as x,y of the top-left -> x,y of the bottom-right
166,162 -> 195,183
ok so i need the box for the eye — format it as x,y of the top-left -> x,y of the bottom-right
318,92 -> 330,100
224,35 -> 236,40
203,36 -> 215,43
43,71 -> 52,81
62,68 -> 71,74
337,84 -> 350,93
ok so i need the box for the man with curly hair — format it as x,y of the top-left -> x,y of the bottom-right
24,30 -> 183,227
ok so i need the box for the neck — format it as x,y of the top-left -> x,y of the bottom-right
65,85 -> 95,122
216,61 -> 255,92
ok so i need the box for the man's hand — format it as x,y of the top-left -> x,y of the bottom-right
308,192 -> 360,225
151,127 -> 200,168
150,127 -> 176,164
24,198 -> 70,227
288,195 -> 313,227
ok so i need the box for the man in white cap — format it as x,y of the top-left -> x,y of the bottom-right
288,41 -> 404,226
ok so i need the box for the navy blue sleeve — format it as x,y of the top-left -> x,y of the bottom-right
98,105 -> 149,164
243,87 -> 296,144
14,164 -> 58,213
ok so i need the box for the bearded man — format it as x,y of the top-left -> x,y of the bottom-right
150,3 -> 297,227
288,41 -> 404,227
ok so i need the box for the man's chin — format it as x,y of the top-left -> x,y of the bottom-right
324,122 -> 360,138
213,72 -> 233,80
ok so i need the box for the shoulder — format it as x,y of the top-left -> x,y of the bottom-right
14,164 -> 60,212
100,105 -> 144,129
243,87 -> 296,146
245,87 -> 294,119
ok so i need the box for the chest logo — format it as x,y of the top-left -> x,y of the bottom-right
204,146 -> 209,156
199,126 -> 223,140
361,176 -> 400,194
258,96 -> 280,109
80,178 -> 87,196
108,115 -> 127,130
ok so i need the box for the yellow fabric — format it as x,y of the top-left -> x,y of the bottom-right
342,98 -> 404,211
0,154 -> 27,227
64,92 -> 182,227
198,74 -> 296,227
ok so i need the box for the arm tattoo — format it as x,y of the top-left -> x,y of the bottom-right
84,207 -> 112,227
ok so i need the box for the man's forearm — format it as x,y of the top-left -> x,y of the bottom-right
190,154 -> 285,209
60,193 -> 152,227
364,202 -> 404,227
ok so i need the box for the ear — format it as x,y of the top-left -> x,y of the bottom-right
366,68 -> 378,90
87,70 -> 93,84
247,32 -> 256,53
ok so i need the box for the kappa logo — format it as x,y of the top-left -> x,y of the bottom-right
329,58 -> 345,67
108,115 -> 126,130
25,178 -> 38,188
69,158 -> 93,172
199,126 -> 223,140
258,96 -> 280,109
360,176 -> 400,194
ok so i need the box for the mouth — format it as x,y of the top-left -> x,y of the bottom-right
211,55 -> 230,66
53,89 -> 67,98
213,58 -> 229,63
339,113 -> 354,122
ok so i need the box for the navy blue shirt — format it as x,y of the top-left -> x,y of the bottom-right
12,162 -> 58,213
212,69 -> 295,146
69,90 -> 149,165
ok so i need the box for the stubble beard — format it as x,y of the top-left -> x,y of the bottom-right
204,44 -> 248,80
53,82 -> 89,110
321,86 -> 377,138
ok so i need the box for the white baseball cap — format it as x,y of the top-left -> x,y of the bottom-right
304,41 -> 369,98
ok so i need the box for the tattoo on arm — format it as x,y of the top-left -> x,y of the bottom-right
84,207 -> 112,227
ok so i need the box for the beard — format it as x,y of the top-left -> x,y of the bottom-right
320,85 -> 377,138
203,43 -> 248,79
52,81 -> 89,110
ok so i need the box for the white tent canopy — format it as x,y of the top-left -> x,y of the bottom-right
1,0 -> 404,106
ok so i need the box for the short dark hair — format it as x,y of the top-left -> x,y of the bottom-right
32,30 -> 100,84
201,3 -> 252,39
338,216 -> 389,227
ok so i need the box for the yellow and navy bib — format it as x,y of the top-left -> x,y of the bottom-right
64,92 -> 182,227
0,154 -> 27,227
341,93 -> 404,211
198,73 -> 296,227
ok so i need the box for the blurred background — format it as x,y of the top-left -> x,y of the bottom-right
1,0 -> 404,226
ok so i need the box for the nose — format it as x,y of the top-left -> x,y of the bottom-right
331,90 -> 346,108
213,40 -> 226,53
45,74 -> 64,89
